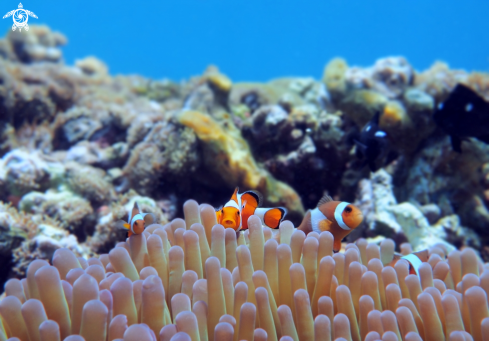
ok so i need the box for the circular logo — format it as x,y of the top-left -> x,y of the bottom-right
13,9 -> 28,26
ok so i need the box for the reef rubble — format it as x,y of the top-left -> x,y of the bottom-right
0,25 -> 489,289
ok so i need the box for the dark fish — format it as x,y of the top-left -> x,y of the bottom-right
433,83 -> 489,152
354,111 -> 389,172
241,92 -> 261,112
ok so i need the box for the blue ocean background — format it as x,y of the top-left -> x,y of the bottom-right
2,0 -> 489,81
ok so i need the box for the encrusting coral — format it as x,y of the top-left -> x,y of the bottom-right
1,199 -> 488,341
2,26 -> 489,318
178,110 -> 304,220
355,169 -> 479,252
0,17 -> 487,341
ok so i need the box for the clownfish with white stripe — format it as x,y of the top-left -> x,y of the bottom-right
216,187 -> 287,231
298,194 -> 364,252
389,250 -> 429,276
116,201 -> 156,238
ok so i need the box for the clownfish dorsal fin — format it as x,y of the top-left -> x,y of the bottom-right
317,193 -> 333,207
131,201 -> 140,218
413,249 -> 429,262
231,187 -> 239,204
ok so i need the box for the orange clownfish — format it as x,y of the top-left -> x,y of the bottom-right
216,187 -> 287,231
389,250 -> 429,275
298,194 -> 364,252
116,201 -> 155,238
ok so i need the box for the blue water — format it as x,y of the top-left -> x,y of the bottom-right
2,0 -> 489,81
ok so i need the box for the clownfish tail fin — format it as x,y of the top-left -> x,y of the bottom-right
131,201 -> 140,218
240,190 -> 263,207
263,207 -> 287,229
251,190 -> 264,207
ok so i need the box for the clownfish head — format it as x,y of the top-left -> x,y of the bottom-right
132,219 -> 145,234
339,203 -> 364,230
219,207 -> 241,230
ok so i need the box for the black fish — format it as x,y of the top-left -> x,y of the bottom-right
354,111 -> 389,172
433,83 -> 489,152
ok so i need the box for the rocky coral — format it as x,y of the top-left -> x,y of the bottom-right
0,149 -> 64,199
178,110 -> 304,221
0,23 -> 489,277
19,190 -> 95,241
88,191 -> 169,253
0,203 -> 30,268
65,163 -> 115,204
0,201 -> 90,281
182,65 -> 232,117
395,135 -> 489,236
123,117 -> 200,196
345,57 -> 414,98
0,25 -> 66,63
355,169 -> 479,251
0,189 -> 169,286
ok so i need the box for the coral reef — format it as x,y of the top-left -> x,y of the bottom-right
355,169 -> 479,251
178,110 -> 304,221
0,25 -> 66,63
0,201 -> 90,281
1,24 -> 489,298
89,191 -> 169,253
0,203 -> 487,341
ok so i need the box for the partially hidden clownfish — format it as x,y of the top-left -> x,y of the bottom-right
216,187 -> 287,231
116,201 -> 156,238
388,250 -> 429,276
298,194 -> 364,252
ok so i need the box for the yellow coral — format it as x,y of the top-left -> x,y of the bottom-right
323,58 -> 348,97
178,110 -> 304,217
380,101 -> 408,130
340,89 -> 388,127
204,66 -> 232,93
206,73 -> 232,93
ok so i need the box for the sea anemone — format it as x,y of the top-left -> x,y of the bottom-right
0,199 -> 487,341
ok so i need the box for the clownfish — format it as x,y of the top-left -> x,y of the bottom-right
216,187 -> 287,231
298,194 -> 364,252
116,201 -> 155,238
388,250 -> 429,276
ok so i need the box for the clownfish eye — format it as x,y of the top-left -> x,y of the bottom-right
221,209 -> 224,214
345,206 -> 352,213
237,211 -> 240,215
